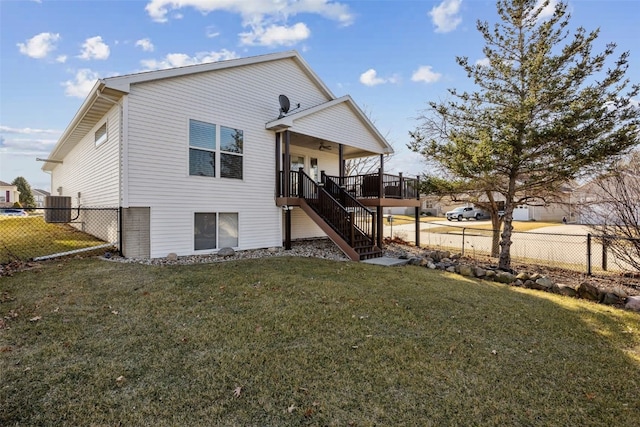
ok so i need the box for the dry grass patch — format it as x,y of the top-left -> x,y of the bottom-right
1,257 -> 639,426
0,216 -> 106,263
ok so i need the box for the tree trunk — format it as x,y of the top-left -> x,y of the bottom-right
491,216 -> 501,257
498,212 -> 514,270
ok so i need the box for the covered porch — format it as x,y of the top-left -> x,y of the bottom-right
265,96 -> 421,257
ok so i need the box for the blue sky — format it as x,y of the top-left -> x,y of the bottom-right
1,0 -> 638,192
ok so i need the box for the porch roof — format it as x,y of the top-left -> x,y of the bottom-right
265,95 -> 394,158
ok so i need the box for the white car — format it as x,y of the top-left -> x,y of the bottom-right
445,206 -> 487,221
1,208 -> 28,216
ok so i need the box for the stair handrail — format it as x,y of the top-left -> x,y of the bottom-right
321,173 -> 376,248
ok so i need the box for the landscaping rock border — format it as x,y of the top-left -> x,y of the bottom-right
386,243 -> 640,312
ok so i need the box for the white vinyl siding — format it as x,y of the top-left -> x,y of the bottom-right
126,58 -> 330,257
51,104 -> 120,207
292,102 -> 385,155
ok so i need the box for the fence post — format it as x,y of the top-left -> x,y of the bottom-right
586,233 -> 592,275
462,228 -> 466,256
602,235 -> 608,271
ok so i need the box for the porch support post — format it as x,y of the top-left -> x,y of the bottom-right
275,132 -> 281,197
285,208 -> 292,250
339,144 -> 345,178
284,130 -> 291,197
379,154 -> 384,174
376,206 -> 383,249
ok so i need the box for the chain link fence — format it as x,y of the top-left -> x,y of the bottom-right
386,223 -> 637,275
0,207 -> 119,265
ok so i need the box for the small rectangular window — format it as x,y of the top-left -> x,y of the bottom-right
95,123 -> 107,146
194,212 -> 239,250
219,213 -> 238,247
194,213 -> 217,250
189,120 -> 216,177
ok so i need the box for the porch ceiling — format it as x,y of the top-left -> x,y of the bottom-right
289,132 -> 379,159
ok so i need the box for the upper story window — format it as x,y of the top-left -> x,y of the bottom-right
189,120 -> 243,180
95,123 -> 107,146
189,120 -> 216,177
220,126 -> 243,179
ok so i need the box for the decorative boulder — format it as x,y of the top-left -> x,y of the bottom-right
534,277 -> 555,291
516,272 -> 529,281
554,284 -> 577,297
217,247 -> 236,257
484,270 -> 497,280
495,272 -> 516,284
625,296 -> 640,312
576,282 -> 602,302
166,253 -> 178,261
474,267 -> 486,278
602,293 -> 623,306
458,264 -> 474,277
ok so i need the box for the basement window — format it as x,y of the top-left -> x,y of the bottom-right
95,123 -> 107,146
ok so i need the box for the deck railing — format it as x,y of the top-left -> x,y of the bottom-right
326,172 -> 419,200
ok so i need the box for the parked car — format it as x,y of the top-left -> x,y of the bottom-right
0,208 -> 27,217
445,206 -> 488,221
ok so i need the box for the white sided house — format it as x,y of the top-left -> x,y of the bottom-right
42,51 -> 420,260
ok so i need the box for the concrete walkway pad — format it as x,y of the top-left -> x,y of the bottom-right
361,257 -> 410,267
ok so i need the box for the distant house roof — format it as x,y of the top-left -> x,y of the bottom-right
33,189 -> 51,196
0,180 -> 15,187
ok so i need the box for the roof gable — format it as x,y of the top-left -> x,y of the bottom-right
265,96 -> 393,156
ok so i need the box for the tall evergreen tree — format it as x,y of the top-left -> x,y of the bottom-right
11,176 -> 36,209
409,0 -> 640,269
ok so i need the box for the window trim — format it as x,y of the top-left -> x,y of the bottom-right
187,118 -> 244,180
193,211 -> 239,252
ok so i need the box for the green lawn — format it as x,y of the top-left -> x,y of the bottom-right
1,257 -> 639,426
0,215 -> 108,263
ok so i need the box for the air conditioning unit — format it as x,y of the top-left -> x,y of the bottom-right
44,196 -> 72,223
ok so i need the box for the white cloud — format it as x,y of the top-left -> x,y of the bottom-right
17,32 -> 60,59
530,0 -> 557,22
78,36 -> 110,60
240,22 -> 310,47
475,57 -> 490,67
56,55 -> 67,63
429,0 -> 462,33
62,69 -> 100,98
0,137 -> 57,153
145,0 -> 353,25
205,25 -> 220,38
0,126 -> 60,135
140,49 -> 238,70
135,38 -> 155,52
359,69 -> 398,87
411,66 -> 442,84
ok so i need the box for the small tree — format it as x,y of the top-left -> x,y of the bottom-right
11,176 -> 36,209
582,152 -> 640,272
409,0 -> 640,269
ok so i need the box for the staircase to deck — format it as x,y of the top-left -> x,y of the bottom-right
295,170 -> 381,261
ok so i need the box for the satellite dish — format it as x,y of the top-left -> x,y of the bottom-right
279,94 -> 290,116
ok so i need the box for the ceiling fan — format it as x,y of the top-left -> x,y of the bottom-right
319,142 -> 332,151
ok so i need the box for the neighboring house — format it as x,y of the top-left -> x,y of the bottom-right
42,51 -> 419,260
32,189 -> 50,208
0,180 -> 20,207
